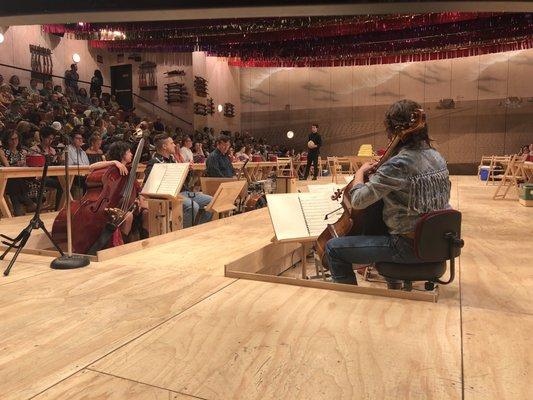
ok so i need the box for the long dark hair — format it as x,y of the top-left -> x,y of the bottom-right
384,99 -> 432,148
3,130 -> 21,151
106,141 -> 130,161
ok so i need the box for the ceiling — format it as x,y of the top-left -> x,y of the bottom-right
42,13 -> 533,67
1,1 -> 533,25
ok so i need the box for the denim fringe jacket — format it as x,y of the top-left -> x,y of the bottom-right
350,142 -> 451,235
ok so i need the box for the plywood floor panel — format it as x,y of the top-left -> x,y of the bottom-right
0,253 -> 54,284
0,175 -> 530,400
462,308 -> 533,400
0,265 -> 232,400
34,369 -> 196,399
456,175 -> 532,400
104,208 -> 275,277
92,279 -> 462,400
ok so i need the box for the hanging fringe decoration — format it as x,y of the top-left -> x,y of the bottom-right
43,13 -> 533,67
408,168 -> 451,213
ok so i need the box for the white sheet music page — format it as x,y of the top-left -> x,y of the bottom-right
266,194 -> 309,242
266,192 -> 342,242
141,163 -> 189,199
307,183 -> 345,194
298,192 -> 343,237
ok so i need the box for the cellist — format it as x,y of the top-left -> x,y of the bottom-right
325,99 -> 451,284
53,140 -> 149,254
92,141 -> 149,239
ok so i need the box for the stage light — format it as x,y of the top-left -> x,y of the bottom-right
0,33 -> 4,44
72,53 -> 81,63
217,104 -> 223,112
287,130 -> 294,139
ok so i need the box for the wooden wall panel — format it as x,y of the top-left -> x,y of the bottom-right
288,67 -> 311,149
399,62 -> 425,105
306,68 -> 331,143
475,53 -> 509,159
329,67 -> 355,155
353,65 -> 377,151
268,68 -> 289,141
506,50 -> 533,153
240,68 -> 253,134
251,68 -> 271,137
425,59 -> 453,156
238,48 -> 533,164
448,56 -> 479,163
373,64 -> 400,150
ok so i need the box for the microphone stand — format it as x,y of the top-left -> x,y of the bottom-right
1,151 -> 66,275
50,134 -> 90,270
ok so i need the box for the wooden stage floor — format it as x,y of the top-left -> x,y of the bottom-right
0,176 -> 531,399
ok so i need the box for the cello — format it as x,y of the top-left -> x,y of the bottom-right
315,109 -> 426,268
52,138 -> 145,255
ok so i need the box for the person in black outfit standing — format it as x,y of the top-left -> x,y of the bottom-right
90,70 -> 104,98
302,123 -> 322,180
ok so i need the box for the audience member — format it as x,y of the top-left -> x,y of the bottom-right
28,78 -> 39,95
86,134 -> 105,164
205,135 -> 234,177
144,133 -> 213,227
40,80 -> 54,97
0,130 -> 35,215
192,141 -> 206,163
64,63 -> 79,91
179,136 -> 194,162
30,126 -> 64,210
9,75 -> 23,96
90,70 -> 104,98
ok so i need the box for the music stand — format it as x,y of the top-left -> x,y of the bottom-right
1,154 -> 71,276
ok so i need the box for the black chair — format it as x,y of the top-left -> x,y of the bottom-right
375,209 -> 464,291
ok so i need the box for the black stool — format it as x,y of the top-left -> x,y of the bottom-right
375,209 -> 464,291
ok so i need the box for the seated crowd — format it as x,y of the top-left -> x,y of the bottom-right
0,71 -> 304,218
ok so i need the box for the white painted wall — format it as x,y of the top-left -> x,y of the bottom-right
205,55 -> 241,134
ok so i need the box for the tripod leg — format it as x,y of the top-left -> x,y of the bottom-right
3,230 -> 31,276
37,220 -> 65,256
0,228 -> 27,260
0,243 -> 14,261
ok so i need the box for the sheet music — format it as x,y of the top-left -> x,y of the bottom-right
307,183 -> 345,194
267,192 -> 342,242
141,163 -> 189,199
298,193 -> 343,236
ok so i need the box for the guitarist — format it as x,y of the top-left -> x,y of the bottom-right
325,99 -> 451,284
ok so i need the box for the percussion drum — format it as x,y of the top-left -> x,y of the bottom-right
245,193 -> 267,212
26,154 -> 46,167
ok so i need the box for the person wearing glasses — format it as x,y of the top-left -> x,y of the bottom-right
0,130 -> 36,215
66,128 -> 90,195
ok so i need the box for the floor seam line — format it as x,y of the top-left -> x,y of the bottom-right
85,368 -> 209,399
85,278 -> 238,369
26,278 -> 237,400
0,270 -> 54,286
458,178 -> 465,400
